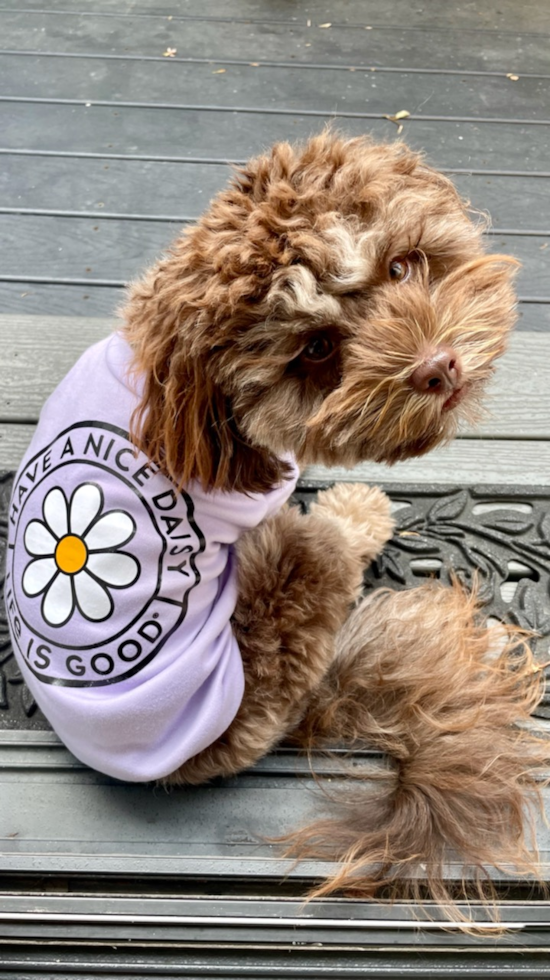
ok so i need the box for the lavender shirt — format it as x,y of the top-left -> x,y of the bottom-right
5,335 -> 298,781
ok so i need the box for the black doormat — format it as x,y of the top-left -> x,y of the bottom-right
2,473 -> 549,729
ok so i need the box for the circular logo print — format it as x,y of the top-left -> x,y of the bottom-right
6,422 -> 205,687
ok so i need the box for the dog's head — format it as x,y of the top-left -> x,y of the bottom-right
124,132 -> 518,493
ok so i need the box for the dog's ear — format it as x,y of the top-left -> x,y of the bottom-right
130,344 -> 228,491
123,261 -> 288,495
134,349 -> 286,494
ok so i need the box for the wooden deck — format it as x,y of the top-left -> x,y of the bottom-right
1,0 -> 549,486
1,1 -> 550,974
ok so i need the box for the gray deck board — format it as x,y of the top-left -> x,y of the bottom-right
3,733 -> 550,890
1,10 -> 549,73
2,104 -> 549,174
3,767 -> 550,885
2,61 -> 547,121
0,283 -> 119,317
0,215 -> 179,284
0,0 -> 548,32
1,216 -> 547,296
1,0 -> 548,326
0,157 -> 230,217
2,156 -> 550,232
304,442 -> 550,486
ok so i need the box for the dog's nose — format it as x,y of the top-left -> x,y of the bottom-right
410,346 -> 462,394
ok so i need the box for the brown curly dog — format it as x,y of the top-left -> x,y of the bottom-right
121,131 -> 549,926
16,131 -> 546,927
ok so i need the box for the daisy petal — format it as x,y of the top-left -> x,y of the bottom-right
70,483 -> 103,536
23,557 -> 58,597
24,520 -> 57,557
84,511 -> 135,551
43,487 -> 68,539
74,569 -> 113,621
86,551 -> 139,588
42,572 -> 74,626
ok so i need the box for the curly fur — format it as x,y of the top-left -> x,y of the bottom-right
121,131 -> 547,926
123,131 -> 517,488
284,582 -> 548,925
166,484 -> 395,785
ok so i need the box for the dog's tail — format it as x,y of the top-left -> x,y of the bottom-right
283,581 -> 549,924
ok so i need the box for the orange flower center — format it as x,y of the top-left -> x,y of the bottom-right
55,534 -> 87,574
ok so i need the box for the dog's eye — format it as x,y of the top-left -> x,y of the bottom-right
388,257 -> 410,283
302,334 -> 335,363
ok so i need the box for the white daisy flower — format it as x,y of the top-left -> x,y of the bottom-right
22,483 -> 139,627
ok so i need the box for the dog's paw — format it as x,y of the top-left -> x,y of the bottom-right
310,483 -> 395,564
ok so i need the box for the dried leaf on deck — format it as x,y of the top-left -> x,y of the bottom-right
385,110 -> 411,135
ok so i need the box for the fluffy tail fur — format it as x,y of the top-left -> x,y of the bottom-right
284,581 -> 549,924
